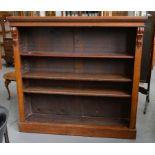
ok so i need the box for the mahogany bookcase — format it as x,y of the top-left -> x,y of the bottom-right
8,16 -> 147,139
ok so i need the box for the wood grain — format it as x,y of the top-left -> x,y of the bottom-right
24,86 -> 131,98
8,16 -> 148,27
11,27 -> 25,121
23,71 -> 132,82
130,27 -> 144,129
19,121 -> 136,139
20,52 -> 134,59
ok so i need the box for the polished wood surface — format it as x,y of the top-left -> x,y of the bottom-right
130,27 -> 144,128
23,72 -> 132,82
11,27 -> 25,122
3,71 -> 16,80
9,16 -> 147,139
20,122 -> 136,139
3,71 -> 16,99
8,16 -> 147,27
20,52 -> 134,59
24,87 -> 131,98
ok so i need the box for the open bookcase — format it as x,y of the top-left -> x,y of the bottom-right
8,16 -> 147,139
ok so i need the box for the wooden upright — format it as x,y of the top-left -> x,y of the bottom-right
8,16 -> 147,139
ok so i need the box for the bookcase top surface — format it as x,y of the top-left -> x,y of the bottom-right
7,16 -> 148,27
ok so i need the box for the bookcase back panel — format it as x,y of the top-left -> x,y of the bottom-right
19,27 -> 136,55
21,57 -> 134,76
20,27 -> 74,53
24,94 -> 130,121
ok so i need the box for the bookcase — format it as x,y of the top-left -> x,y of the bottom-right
8,16 -> 147,139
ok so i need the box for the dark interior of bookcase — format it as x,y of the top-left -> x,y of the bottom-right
19,27 -> 136,54
24,94 -> 131,127
19,26 -> 137,127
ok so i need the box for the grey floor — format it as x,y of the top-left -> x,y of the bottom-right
0,63 -> 155,143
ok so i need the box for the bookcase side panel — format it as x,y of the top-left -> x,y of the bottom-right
12,27 -> 25,122
130,27 -> 145,129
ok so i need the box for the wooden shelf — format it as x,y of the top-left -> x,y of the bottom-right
20,52 -> 134,59
23,71 -> 132,82
24,86 -> 131,98
26,113 -> 129,127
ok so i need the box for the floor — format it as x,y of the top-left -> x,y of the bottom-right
0,63 -> 155,143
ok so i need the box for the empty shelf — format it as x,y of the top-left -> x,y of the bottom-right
24,86 -> 131,98
20,52 -> 134,59
23,72 -> 132,82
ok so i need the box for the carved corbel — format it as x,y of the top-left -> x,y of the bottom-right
136,27 -> 144,48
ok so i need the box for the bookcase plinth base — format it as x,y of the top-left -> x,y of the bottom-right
19,121 -> 136,139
